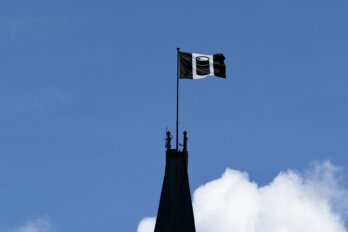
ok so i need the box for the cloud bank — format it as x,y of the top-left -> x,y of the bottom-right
138,161 -> 348,232
12,217 -> 54,232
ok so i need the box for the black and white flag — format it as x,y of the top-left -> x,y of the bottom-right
179,52 -> 226,79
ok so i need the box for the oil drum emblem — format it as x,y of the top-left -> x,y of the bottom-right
196,56 -> 210,75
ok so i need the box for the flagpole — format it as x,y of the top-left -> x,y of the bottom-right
176,47 -> 180,151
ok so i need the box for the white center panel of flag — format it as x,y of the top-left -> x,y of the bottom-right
192,53 -> 214,79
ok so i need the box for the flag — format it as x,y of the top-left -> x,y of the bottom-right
179,52 -> 226,79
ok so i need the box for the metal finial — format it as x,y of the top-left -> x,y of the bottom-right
166,130 -> 172,150
183,131 -> 188,151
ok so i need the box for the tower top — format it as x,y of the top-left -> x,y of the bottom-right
156,130 -> 196,232
166,130 -> 188,152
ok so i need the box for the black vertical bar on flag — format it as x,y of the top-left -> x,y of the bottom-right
176,47 -> 180,151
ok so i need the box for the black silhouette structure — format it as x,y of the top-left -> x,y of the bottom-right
154,131 -> 196,232
153,48 -> 225,231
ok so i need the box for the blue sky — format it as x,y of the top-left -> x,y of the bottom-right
1,0 -> 348,231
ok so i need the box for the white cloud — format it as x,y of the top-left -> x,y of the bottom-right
137,217 -> 156,232
12,217 -> 54,232
137,161 -> 348,232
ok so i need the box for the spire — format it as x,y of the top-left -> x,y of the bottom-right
165,130 -> 172,150
183,130 -> 188,152
154,131 -> 196,232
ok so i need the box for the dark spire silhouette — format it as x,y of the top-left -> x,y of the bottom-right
154,131 -> 196,232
